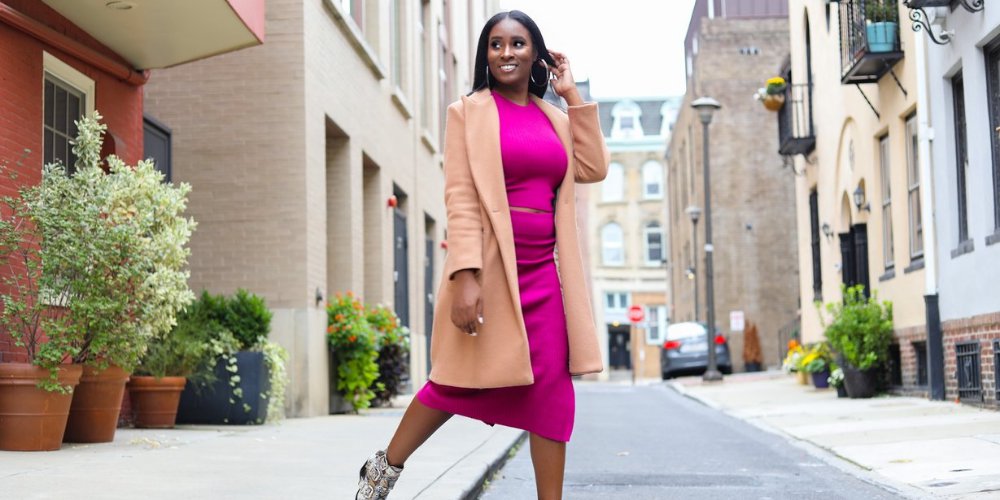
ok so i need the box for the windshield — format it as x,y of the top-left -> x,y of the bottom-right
665,322 -> 707,341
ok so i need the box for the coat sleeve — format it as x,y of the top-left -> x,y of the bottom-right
442,100 -> 484,280
567,103 -> 610,184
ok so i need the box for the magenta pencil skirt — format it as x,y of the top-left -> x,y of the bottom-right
417,209 -> 575,442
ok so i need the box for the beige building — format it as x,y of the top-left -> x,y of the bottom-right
668,0 -> 798,372
587,97 -> 676,380
783,1 -> 927,393
144,0 -> 498,417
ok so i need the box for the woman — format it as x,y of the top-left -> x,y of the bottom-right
356,10 -> 608,500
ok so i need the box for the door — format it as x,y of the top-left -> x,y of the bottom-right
424,236 -> 434,372
393,209 -> 410,328
839,223 -> 870,295
608,325 -> 632,370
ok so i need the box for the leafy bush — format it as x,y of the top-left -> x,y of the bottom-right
327,292 -> 379,411
368,304 -> 410,407
864,0 -> 898,22
225,288 -> 273,349
819,284 -> 893,371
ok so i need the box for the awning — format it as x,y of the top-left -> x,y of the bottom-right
40,0 -> 265,70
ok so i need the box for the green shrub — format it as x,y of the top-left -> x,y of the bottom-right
225,288 -> 273,349
368,304 -> 410,407
819,284 -> 893,370
327,292 -> 379,411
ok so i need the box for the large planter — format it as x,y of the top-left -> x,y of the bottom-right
866,22 -> 898,53
176,351 -> 270,425
843,366 -> 878,398
0,363 -> 83,451
810,369 -> 831,389
127,376 -> 187,428
835,384 -> 848,398
328,346 -> 355,414
744,362 -> 763,373
63,365 -> 130,443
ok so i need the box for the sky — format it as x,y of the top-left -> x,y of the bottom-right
496,0 -> 697,99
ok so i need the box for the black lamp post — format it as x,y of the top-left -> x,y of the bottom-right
691,96 -> 723,382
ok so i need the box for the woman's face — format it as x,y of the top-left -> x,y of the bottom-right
486,18 -> 536,89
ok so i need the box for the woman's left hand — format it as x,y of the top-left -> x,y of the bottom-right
546,50 -> 581,105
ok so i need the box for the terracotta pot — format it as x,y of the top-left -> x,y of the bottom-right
762,93 -> 785,111
127,376 -> 186,428
0,363 -> 83,451
64,365 -> 130,443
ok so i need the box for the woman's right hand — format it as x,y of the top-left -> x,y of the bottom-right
450,269 -> 483,335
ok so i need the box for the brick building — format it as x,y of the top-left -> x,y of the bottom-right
587,96 -> 676,380
143,0 -> 498,417
0,0 -> 263,361
667,0 -> 798,372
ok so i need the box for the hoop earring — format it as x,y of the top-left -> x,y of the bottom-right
485,65 -> 491,86
530,69 -> 539,86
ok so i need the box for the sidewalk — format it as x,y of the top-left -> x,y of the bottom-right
670,371 -> 1000,499
0,394 -> 523,499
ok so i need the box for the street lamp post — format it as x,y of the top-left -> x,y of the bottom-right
685,205 -> 702,322
691,96 -> 723,383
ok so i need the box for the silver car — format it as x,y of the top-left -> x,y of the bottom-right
660,322 -> 732,379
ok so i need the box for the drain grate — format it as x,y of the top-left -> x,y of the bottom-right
956,342 -> 982,403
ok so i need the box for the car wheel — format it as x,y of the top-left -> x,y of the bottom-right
661,371 -> 671,380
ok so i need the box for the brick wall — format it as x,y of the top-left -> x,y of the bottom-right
0,1 -> 144,363
892,324 -> 928,397
943,311 -> 1000,407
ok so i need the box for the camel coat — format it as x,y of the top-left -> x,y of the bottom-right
428,88 -> 610,389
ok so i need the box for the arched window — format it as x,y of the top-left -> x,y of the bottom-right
602,162 -> 625,202
643,221 -> 664,266
642,160 -> 663,199
601,223 -> 624,266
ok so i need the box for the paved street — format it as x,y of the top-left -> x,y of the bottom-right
482,382 -> 904,500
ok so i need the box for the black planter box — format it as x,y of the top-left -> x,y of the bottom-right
843,366 -> 878,399
176,351 -> 271,425
328,344 -> 354,414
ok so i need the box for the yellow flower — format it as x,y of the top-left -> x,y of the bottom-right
766,76 -> 786,86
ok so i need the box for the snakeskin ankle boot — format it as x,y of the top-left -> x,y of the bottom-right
355,450 -> 403,499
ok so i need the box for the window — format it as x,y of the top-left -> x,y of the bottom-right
42,52 -> 94,173
952,72 -> 969,244
879,134 -> 894,269
642,160 -> 663,199
905,113 -> 923,259
419,0 -> 431,131
987,37 -> 1000,231
643,221 -> 664,266
604,292 -> 628,311
143,116 -> 172,182
809,189 -> 822,301
602,163 -> 624,202
611,100 -> 643,139
342,0 -> 363,29
390,0 -> 405,88
601,222 -> 624,266
645,305 -> 668,345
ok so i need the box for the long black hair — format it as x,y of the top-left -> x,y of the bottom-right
469,10 -> 556,99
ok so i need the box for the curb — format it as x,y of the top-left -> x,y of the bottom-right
412,427 -> 527,500
462,431 -> 527,500
664,382 -> 934,500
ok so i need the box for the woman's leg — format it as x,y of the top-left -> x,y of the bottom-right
529,432 -> 566,500
384,397 -> 453,467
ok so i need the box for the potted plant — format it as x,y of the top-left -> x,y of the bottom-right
755,77 -> 787,111
828,367 -> 848,398
35,114 -> 196,443
820,284 -> 893,398
175,290 -> 287,425
742,320 -> 763,372
865,0 -> 898,53
800,343 -> 834,389
327,292 -> 379,413
368,304 -> 410,407
0,151 -> 84,451
782,339 -> 808,385
128,321 -> 208,428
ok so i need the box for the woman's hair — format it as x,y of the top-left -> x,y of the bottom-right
469,10 -> 556,99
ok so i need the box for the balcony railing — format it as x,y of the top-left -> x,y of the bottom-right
778,83 -> 815,156
840,0 -> 904,84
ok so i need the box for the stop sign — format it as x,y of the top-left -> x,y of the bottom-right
627,305 -> 645,323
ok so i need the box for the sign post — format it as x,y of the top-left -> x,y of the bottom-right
628,305 -> 645,385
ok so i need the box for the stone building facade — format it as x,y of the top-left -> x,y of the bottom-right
668,0 -> 798,372
144,0 -> 497,417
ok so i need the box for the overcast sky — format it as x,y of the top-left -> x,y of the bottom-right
496,0 -> 696,99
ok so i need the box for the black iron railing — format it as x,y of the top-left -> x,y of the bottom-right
994,340 -> 999,405
840,0 -> 904,84
956,341 -> 982,402
778,83 -> 816,156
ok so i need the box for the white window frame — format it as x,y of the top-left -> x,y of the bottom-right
42,52 -> 95,117
604,292 -> 629,311
602,162 -> 624,202
641,160 -> 663,200
645,305 -> 668,345
601,222 -> 625,266
905,114 -> 923,259
643,222 -> 664,266
879,134 -> 894,269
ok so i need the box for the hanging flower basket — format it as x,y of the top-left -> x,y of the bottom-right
755,76 -> 787,112
762,94 -> 785,111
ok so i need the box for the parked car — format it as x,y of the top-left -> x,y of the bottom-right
660,322 -> 732,379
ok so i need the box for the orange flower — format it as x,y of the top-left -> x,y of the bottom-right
787,339 -> 800,350
348,335 -> 357,342
346,291 -> 353,297
335,313 -> 345,322
327,325 -> 334,333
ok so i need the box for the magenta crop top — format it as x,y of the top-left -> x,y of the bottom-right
494,92 -> 568,212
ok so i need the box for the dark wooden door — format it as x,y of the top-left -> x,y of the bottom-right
608,326 -> 631,370
393,209 -> 409,328
424,236 -> 434,373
